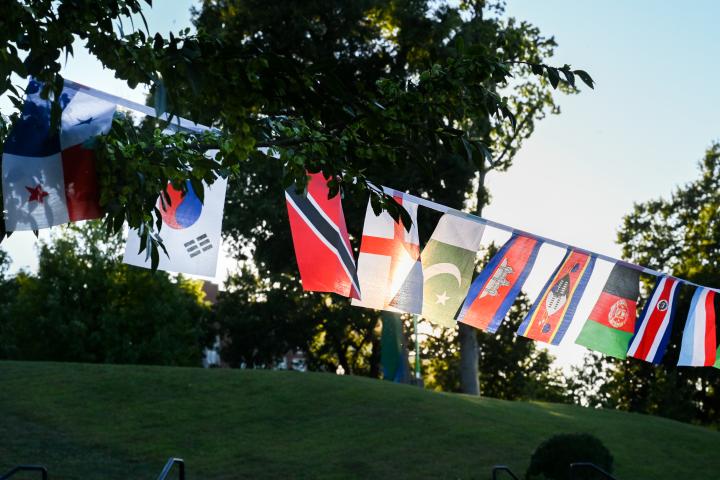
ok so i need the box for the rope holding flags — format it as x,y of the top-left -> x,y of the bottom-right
288,181 -> 720,370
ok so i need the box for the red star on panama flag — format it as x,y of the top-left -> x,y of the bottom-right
26,184 -> 49,203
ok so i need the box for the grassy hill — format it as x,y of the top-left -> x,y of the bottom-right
0,362 -> 718,479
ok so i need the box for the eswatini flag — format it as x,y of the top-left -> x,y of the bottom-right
575,263 -> 640,359
285,173 -> 360,299
2,80 -> 115,231
677,287 -> 719,367
456,234 -> 541,333
627,276 -> 680,364
518,249 -> 595,345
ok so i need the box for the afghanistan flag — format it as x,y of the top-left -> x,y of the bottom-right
397,213 -> 485,328
285,172 -> 360,299
678,287 -> 719,367
456,234 -> 542,333
518,249 -> 596,345
627,276 -> 680,364
575,263 -> 640,358
352,196 -> 421,313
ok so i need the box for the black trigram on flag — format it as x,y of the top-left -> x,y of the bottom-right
185,234 -> 213,258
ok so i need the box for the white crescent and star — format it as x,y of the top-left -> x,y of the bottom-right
423,262 -> 462,286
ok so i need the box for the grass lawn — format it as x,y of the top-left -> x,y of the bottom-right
0,361 -> 718,479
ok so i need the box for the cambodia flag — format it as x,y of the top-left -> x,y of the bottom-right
518,249 -> 596,345
456,234 -> 542,333
285,172 -> 360,299
575,263 -> 641,359
627,276 -> 680,364
2,80 -> 115,231
678,287 -> 719,367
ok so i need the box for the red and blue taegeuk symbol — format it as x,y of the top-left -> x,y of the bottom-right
159,181 -> 203,230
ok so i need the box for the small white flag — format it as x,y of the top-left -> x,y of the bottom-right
123,176 -> 227,277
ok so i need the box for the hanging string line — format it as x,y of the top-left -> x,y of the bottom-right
64,79 -> 213,134
382,186 -> 719,294
67,79 -> 716,294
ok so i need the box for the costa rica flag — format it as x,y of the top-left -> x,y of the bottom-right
2,80 -> 115,231
627,276 -> 681,363
285,172 -> 360,299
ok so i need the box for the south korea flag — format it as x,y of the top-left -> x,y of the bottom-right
123,174 -> 227,278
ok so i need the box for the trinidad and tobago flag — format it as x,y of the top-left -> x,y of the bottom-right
456,234 -> 542,333
518,249 -> 596,345
575,263 -> 641,359
678,286 -> 720,367
627,276 -> 681,363
285,172 -> 360,299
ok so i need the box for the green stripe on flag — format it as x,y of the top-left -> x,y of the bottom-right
575,319 -> 633,359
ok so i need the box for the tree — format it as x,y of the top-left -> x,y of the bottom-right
199,1 -> 590,391
0,222 -> 212,366
2,1 -> 593,392
596,144 -> 720,425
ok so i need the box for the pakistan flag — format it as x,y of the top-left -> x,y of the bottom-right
420,213 -> 485,327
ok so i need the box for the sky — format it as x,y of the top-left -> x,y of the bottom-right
2,1 -> 719,366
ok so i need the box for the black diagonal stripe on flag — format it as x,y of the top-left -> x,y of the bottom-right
285,187 -> 360,293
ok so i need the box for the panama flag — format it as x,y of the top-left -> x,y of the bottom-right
2,80 -> 115,231
351,195 -> 421,313
391,213 -> 485,327
457,234 -> 542,333
575,263 -> 641,359
678,287 -> 719,367
124,174 -> 227,277
518,249 -> 596,345
284,172 -> 360,299
627,276 -> 680,363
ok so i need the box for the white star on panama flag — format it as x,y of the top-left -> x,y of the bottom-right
435,291 -> 450,305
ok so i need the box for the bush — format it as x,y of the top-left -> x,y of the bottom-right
526,433 -> 613,480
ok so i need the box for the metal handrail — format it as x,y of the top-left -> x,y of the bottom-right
156,458 -> 185,480
569,462 -> 617,480
0,465 -> 48,480
492,465 -> 520,480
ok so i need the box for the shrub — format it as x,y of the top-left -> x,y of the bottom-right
526,433 -> 613,480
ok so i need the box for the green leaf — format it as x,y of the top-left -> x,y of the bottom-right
573,70 -> 595,89
547,67 -> 560,89
150,242 -> 160,271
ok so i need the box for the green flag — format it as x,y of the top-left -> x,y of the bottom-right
421,213 -> 485,327
380,311 -> 410,382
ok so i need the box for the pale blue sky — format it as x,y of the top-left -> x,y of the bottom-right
2,2 -> 719,361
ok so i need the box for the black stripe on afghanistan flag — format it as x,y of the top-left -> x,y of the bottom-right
603,263 -> 640,299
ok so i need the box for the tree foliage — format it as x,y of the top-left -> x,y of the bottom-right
2,1 -> 594,391
1,0 -> 592,251
0,223 -> 212,366
203,0 -> 590,382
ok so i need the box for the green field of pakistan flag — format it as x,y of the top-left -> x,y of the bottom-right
418,214 -> 486,327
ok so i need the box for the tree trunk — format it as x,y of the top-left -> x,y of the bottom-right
459,167 -> 487,395
458,323 -> 479,394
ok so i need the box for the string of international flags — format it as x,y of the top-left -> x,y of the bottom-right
2,79 -> 718,369
287,174 -> 720,369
